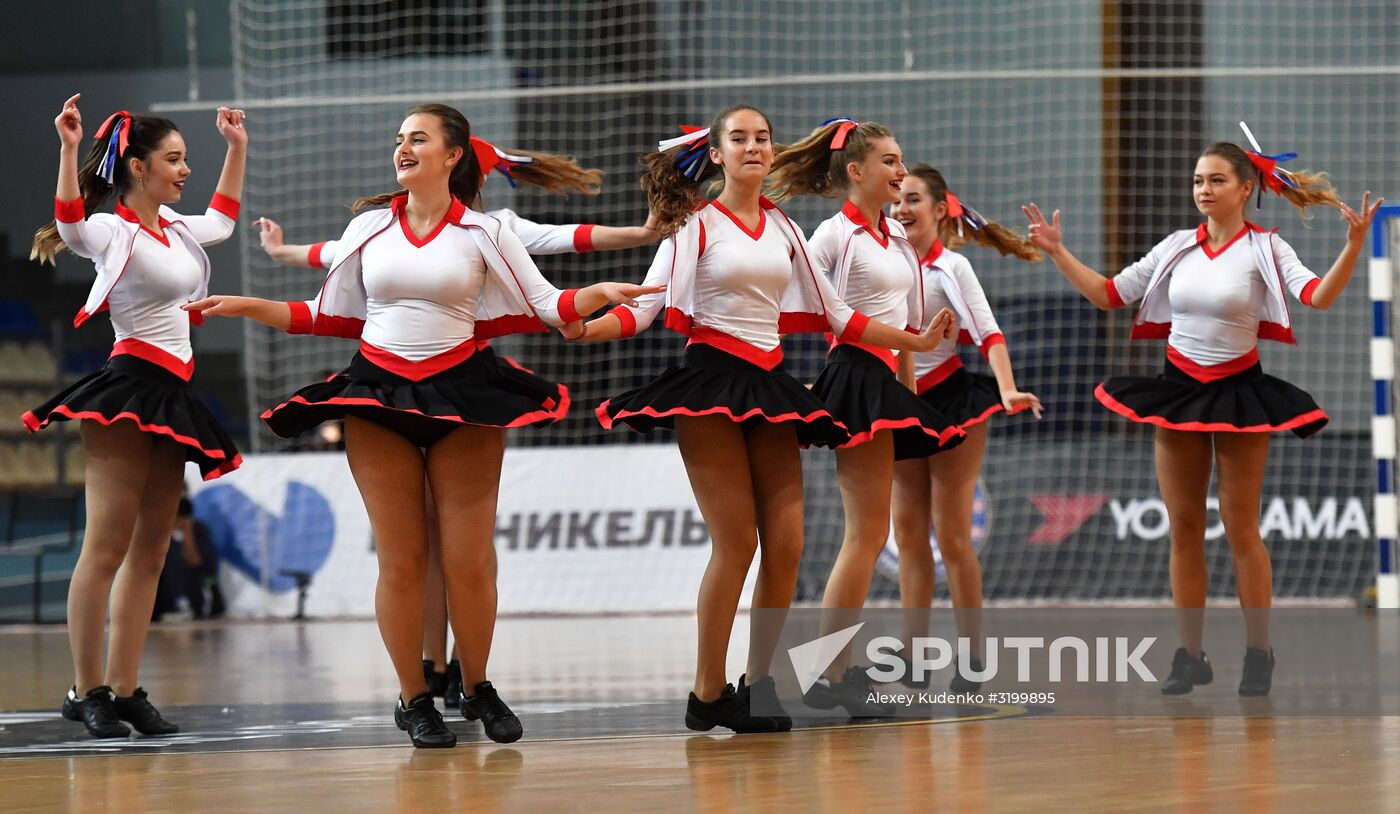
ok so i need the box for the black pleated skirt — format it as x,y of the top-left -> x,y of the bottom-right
811,344 -> 966,459
1095,357 -> 1328,438
22,355 -> 242,480
262,346 -> 569,447
596,343 -> 850,448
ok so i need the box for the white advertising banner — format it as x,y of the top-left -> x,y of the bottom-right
189,445 -> 754,617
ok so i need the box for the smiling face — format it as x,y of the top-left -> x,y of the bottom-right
1193,154 -> 1252,221
708,108 -> 773,185
129,131 -> 190,205
394,113 -> 463,191
847,135 -> 906,205
891,174 -> 946,247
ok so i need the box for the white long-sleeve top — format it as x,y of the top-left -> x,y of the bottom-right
1107,223 -> 1321,368
911,240 -> 1007,392
304,207 -> 597,270
286,196 -> 581,380
54,194 -> 239,379
807,201 -> 923,370
607,198 -> 866,370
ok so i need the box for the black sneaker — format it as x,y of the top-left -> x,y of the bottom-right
685,683 -> 782,734
394,692 -> 456,748
423,660 -> 449,699
1160,647 -> 1214,695
803,666 -> 897,718
897,654 -> 931,691
949,657 -> 985,694
112,687 -> 179,735
61,686 -> 130,739
738,674 -> 791,732
462,681 -> 523,744
443,659 -> 463,709
1238,647 -> 1275,697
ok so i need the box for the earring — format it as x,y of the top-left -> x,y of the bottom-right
139,176 -> 145,191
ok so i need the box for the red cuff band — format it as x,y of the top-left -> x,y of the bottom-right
208,193 -> 241,220
838,311 -> 871,343
573,224 -> 596,254
54,197 -> 86,224
308,241 -> 329,269
558,289 -> 582,324
1105,279 -> 1125,309
609,306 -> 638,338
1300,278 -> 1321,307
286,301 -> 313,335
980,332 -> 1007,360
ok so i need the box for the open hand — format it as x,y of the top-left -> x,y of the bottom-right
593,282 -> 666,308
1022,203 -> 1062,253
1001,389 -> 1044,419
183,295 -> 256,318
1341,191 -> 1384,246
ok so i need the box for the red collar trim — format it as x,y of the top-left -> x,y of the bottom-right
392,195 -> 467,248
116,199 -> 172,245
841,199 -> 890,248
709,199 -> 766,240
1195,221 -> 1263,260
920,239 -> 945,267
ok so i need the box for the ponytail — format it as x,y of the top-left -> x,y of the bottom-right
907,164 -> 1041,262
767,119 -> 892,202
1200,141 -> 1341,224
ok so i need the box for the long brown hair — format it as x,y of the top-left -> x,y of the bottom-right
907,164 -> 1041,262
502,149 -> 603,196
639,104 -> 773,237
1200,141 -> 1341,222
31,113 -> 180,265
766,120 -> 893,202
353,103 -> 483,212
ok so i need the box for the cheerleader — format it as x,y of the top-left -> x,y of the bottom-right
1025,138 -> 1380,696
887,165 -> 1043,693
764,120 -> 967,716
256,134 -> 662,269
26,95 -> 247,738
255,138 -> 661,708
574,106 -> 955,733
186,103 -> 661,747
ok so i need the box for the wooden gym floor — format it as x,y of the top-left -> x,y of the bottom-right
1,617 -> 1398,813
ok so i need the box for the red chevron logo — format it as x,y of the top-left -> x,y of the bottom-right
1028,494 -> 1109,545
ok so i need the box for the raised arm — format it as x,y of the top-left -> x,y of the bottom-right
180,108 -> 248,246
1306,192 -> 1384,311
1023,204 -> 1113,309
50,94 -> 117,259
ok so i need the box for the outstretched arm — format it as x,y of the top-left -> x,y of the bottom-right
256,217 -> 327,268
182,296 -> 293,331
